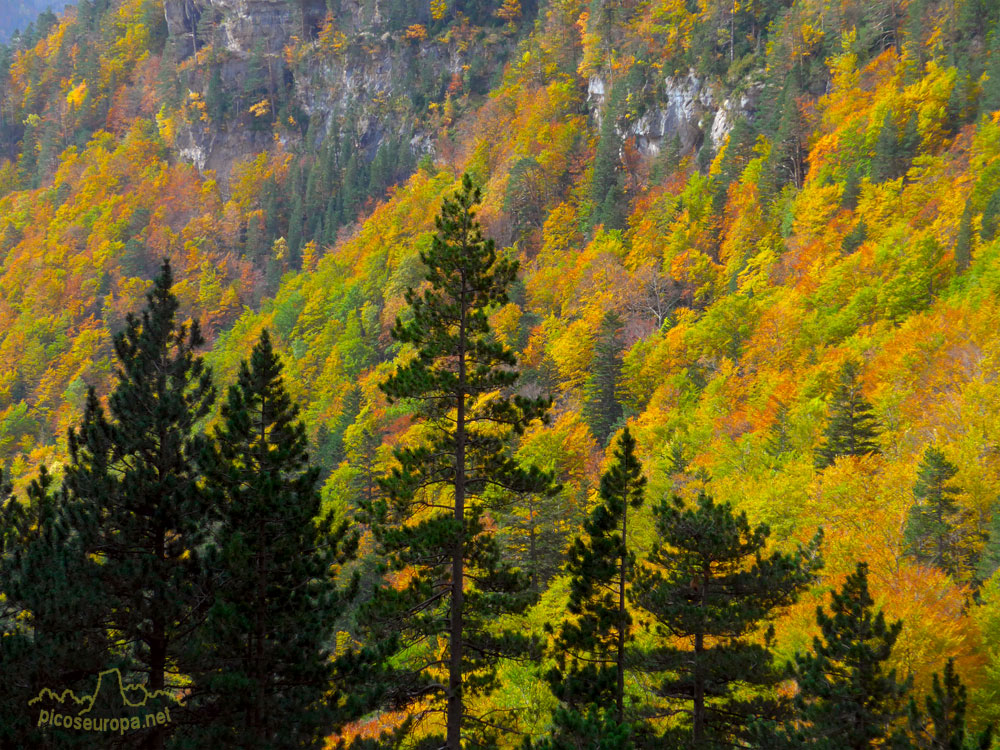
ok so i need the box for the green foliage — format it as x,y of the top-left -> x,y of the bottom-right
814,361 -> 881,470
779,562 -> 911,749
903,447 -> 978,580
0,466 -> 110,749
61,259 -> 216,746
955,202 -> 973,272
590,95 -> 626,232
582,312 -> 625,445
904,659 -> 993,750
546,427 -> 645,737
178,329 -> 359,749
633,492 -> 821,749
983,31 -> 1000,116
872,111 -> 919,183
362,175 -> 555,748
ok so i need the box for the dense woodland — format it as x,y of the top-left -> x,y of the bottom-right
4,0 -> 1000,747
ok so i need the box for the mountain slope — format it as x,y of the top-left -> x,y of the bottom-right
3,0 -> 1000,740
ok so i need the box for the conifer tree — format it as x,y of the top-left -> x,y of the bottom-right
178,329 -> 358,749
632,492 -> 820,749
905,659 -> 993,750
361,174 -> 555,749
765,401 -> 793,459
814,361 -> 881,470
582,311 -> 625,446
0,466 -> 109,749
977,506 -> 1000,583
544,427 -> 645,744
62,258 -> 215,750
955,202 -> 973,273
904,447 -> 975,579
981,187 -> 1000,244
780,562 -> 911,749
981,31 -> 1000,117
590,93 -> 626,231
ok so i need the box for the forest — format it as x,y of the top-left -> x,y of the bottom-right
3,0 -> 1000,748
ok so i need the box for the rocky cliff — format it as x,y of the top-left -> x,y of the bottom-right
161,0 -> 528,180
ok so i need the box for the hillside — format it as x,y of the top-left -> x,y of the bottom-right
3,0 -> 1000,747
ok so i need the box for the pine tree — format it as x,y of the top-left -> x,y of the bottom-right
590,94 -> 626,231
871,111 -> 901,183
62,258 -> 216,750
0,466 -> 109,749
981,31 -> 1000,117
977,505 -> 1000,583
781,562 -> 911,749
905,659 -> 993,750
981,187 -> 1000,244
903,447 -> 975,579
632,492 -> 821,749
814,361 -> 881,470
544,427 -> 646,744
765,401 -> 793,459
582,312 -> 625,445
361,174 -> 555,749
177,329 -> 358,749
871,111 -> 918,184
955,201 -> 973,273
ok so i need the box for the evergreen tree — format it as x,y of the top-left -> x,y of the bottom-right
955,201 -> 973,273
544,427 -> 646,744
765,401 -> 793,458
632,492 -> 820,749
590,95 -> 626,231
62,258 -> 216,750
981,186 -> 1000,244
814,361 -> 881,470
871,111 -> 901,183
977,504 -> 1000,583
903,447 -> 976,579
871,111 -> 917,183
780,562 -> 911,749
178,330 -> 358,749
904,659 -> 993,750
582,311 -> 625,445
843,219 -> 868,254
361,174 -> 555,749
981,31 -> 1000,117
0,466 -> 109,750
842,168 -> 862,210
495,480 -> 570,596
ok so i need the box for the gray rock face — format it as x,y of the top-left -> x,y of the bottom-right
164,0 -> 305,60
161,0 -> 511,182
632,72 -> 715,156
588,69 -> 760,159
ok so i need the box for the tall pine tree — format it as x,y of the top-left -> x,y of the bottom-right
582,312 -> 625,446
814,361 -> 881,470
904,659 -> 993,750
779,562 -> 911,749
362,174 -> 555,748
0,466 -> 109,749
542,427 -> 646,746
633,492 -> 820,749
62,258 -> 215,750
903,447 -> 976,580
178,329 -> 359,749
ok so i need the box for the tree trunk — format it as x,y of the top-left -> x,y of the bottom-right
616,494 -> 627,723
447,248 -> 469,750
147,527 -> 167,750
692,563 -> 708,746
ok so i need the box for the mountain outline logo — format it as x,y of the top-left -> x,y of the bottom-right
30,668 -> 180,735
